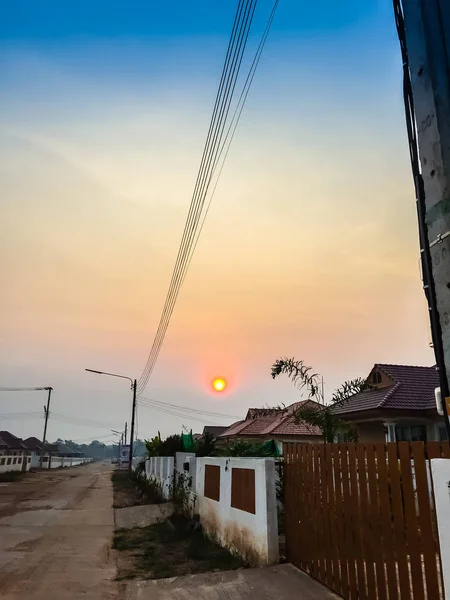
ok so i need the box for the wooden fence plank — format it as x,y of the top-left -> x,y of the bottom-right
375,444 -> 399,600
325,443 -> 341,595
296,443 -> 305,571
318,444 -> 333,591
347,443 -> 367,600
387,443 -> 412,600
284,448 -> 293,563
411,442 -> 441,600
356,444 -> 377,599
340,444 -> 358,599
312,444 -> 324,583
442,442 -> 450,458
398,442 -> 425,600
365,443 -> 387,600
426,441 -> 442,459
332,444 -> 350,598
305,443 -> 315,575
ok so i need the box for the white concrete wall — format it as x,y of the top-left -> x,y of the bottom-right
195,457 -> 279,566
431,458 -> 450,600
145,456 -> 174,500
175,452 -> 197,515
0,456 -> 23,473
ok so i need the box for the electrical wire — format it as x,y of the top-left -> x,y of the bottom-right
183,0 -> 279,279
0,411 -> 44,420
136,0 -> 261,395
137,400 -> 221,426
392,0 -> 450,439
138,396 -> 240,419
49,412 -> 121,430
137,0 -> 255,393
0,387 -> 50,392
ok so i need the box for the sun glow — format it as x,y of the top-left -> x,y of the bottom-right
212,378 -> 226,392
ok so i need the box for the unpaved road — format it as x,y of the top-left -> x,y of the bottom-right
0,462 -> 118,599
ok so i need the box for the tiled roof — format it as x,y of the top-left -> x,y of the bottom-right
202,426 -> 229,438
333,364 -> 439,415
23,437 -> 44,451
220,400 -> 322,439
0,431 -> 27,450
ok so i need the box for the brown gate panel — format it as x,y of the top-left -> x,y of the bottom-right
204,464 -> 220,502
284,441 -> 449,600
231,467 -> 255,514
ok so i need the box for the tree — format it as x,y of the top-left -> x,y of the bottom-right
194,431 -> 217,457
144,433 -> 184,457
271,357 -> 371,443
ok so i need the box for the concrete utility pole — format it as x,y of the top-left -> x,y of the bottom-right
40,387 -> 53,468
124,422 -> 128,446
398,0 -> 450,435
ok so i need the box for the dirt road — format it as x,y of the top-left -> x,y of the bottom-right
0,462 -> 118,599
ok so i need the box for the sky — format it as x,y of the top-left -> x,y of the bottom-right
0,0 -> 435,444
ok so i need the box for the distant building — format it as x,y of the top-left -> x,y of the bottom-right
219,401 -> 322,453
22,437 -> 59,469
0,431 -> 31,472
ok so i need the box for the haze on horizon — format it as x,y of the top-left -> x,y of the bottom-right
0,0 -> 434,444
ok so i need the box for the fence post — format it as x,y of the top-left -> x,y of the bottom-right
430,458 -> 450,599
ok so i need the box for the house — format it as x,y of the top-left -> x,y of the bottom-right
333,364 -> 448,443
22,437 -> 60,469
201,425 -> 229,448
219,400 -> 322,453
0,431 -> 31,473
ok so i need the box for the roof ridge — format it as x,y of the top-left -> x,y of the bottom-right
378,381 -> 401,408
375,363 -> 436,369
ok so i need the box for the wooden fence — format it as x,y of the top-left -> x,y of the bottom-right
284,442 -> 450,600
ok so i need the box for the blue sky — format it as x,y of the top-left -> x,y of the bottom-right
2,1 -> 385,40
1,1 -> 431,444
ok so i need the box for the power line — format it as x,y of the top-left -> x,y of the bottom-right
0,387 -> 50,392
137,400 -> 221,426
136,0 -> 261,395
138,396 -> 240,419
49,412 -> 121,430
184,0 -> 279,278
0,411 -> 44,420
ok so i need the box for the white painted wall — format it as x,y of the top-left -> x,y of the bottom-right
145,456 -> 174,500
431,458 -> 450,600
195,457 -> 279,566
0,455 -> 29,473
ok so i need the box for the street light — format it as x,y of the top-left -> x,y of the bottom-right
85,368 -> 137,472
111,430 -> 123,463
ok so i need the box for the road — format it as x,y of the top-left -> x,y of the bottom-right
0,462 -> 117,600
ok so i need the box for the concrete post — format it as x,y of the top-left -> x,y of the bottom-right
430,459 -> 450,599
401,0 -> 450,434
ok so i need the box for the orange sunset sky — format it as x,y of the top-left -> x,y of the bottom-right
0,0 -> 434,442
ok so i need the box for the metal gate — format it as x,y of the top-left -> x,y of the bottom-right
284,442 -> 450,599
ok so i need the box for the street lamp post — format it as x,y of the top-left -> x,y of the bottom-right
85,369 -> 137,472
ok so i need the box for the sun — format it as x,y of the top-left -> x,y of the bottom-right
212,378 -> 226,392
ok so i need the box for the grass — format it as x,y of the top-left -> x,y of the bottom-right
0,471 -> 25,483
112,469 -> 162,508
113,515 -> 245,580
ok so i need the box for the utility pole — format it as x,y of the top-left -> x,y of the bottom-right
40,387 -> 53,468
395,0 -> 450,437
124,422 -> 128,446
128,380 -> 137,472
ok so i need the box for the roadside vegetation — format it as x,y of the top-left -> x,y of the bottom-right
113,515 -> 245,580
112,469 -> 163,508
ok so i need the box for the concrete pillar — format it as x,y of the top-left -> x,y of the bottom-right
430,459 -> 450,598
402,0 -> 450,434
384,422 -> 397,442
